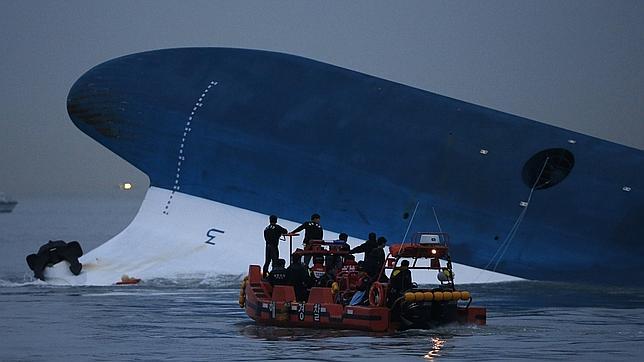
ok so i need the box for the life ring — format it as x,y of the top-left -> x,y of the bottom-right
369,282 -> 386,307
238,275 -> 248,308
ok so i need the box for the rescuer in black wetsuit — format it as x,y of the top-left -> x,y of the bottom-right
290,213 -> 323,266
268,258 -> 289,286
389,259 -> 413,301
350,232 -> 377,263
263,215 -> 288,276
26,240 -> 83,281
326,232 -> 349,277
365,237 -> 387,280
287,254 -> 312,301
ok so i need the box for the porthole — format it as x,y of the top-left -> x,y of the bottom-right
522,148 -> 574,190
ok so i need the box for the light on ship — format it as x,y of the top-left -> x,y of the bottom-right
120,182 -> 133,191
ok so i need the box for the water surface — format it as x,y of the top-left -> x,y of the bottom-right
1,198 -> 642,361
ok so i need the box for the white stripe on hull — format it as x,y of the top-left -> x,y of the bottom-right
45,187 -> 521,285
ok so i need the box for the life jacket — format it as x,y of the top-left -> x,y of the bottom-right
341,259 -> 358,273
311,262 -> 326,279
268,266 -> 288,285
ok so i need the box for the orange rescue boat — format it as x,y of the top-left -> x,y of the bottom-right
241,232 -> 486,332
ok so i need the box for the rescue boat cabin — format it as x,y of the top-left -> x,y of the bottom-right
241,232 -> 486,332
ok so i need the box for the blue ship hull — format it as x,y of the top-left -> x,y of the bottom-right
67,48 -> 643,286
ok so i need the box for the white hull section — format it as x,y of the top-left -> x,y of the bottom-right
45,187 -> 521,286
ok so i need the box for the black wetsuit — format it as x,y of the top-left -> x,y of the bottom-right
26,240 -> 83,281
287,262 -> 311,301
365,247 -> 385,279
389,268 -> 413,297
350,237 -> 377,263
263,223 -> 288,275
268,265 -> 289,286
292,221 -> 323,265
292,221 -> 323,245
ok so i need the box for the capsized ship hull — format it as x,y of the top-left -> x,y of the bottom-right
66,48 -> 643,286
43,187 -> 513,285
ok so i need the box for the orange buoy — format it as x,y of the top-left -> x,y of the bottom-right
116,274 -> 141,285
433,291 -> 444,301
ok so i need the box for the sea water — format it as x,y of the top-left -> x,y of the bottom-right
1,197 -> 643,361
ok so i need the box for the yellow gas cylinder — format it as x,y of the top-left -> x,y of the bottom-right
331,282 -> 339,294
460,291 -> 471,300
443,291 -> 453,301
423,291 -> 434,301
404,292 -> 416,302
451,291 -> 461,300
433,291 -> 444,301
414,291 -> 425,302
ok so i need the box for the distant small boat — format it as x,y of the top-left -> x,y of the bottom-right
0,193 -> 17,213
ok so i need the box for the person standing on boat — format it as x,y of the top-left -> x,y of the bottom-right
290,213 -> 323,266
365,237 -> 388,280
287,254 -> 312,301
350,232 -> 378,263
326,232 -> 349,276
263,215 -> 288,277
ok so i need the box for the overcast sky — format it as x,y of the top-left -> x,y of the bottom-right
1,0 -> 642,197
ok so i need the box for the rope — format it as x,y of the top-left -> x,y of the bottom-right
401,201 -> 420,245
479,157 -> 550,278
433,207 -> 443,234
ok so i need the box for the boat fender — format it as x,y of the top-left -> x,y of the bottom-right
451,291 -> 461,300
460,291 -> 470,301
433,291 -> 444,301
404,292 -> 415,302
369,282 -> 386,307
443,291 -> 453,301
239,276 -> 248,308
414,291 -> 425,302
423,291 -> 434,301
